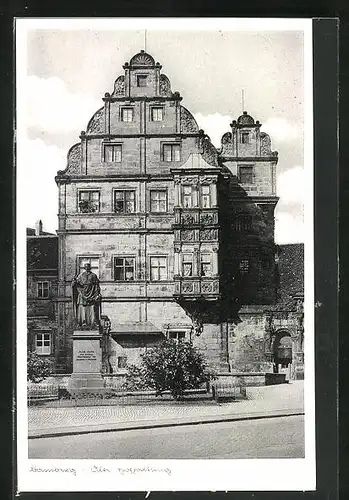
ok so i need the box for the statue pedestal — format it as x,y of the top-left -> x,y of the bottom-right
67,330 -> 106,397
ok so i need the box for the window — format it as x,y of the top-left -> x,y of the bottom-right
121,108 -> 133,122
35,332 -> 51,355
150,257 -> 167,281
78,257 -> 99,278
114,190 -> 135,213
239,259 -> 250,275
201,185 -> 211,208
235,215 -> 252,231
163,144 -> 181,162
37,281 -> 49,298
150,190 -> 167,213
239,166 -> 253,184
137,75 -> 147,87
104,144 -> 122,162
200,253 -> 212,277
114,257 -> 135,281
151,107 -> 163,121
78,191 -> 100,213
182,254 -> 193,277
241,132 -> 249,144
169,331 -> 186,342
117,356 -> 127,369
183,186 -> 194,208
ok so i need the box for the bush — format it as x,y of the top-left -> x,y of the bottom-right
27,351 -> 53,383
124,339 -> 216,400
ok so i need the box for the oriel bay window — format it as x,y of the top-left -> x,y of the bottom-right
150,190 -> 167,213
114,190 -> 135,213
78,191 -> 100,213
114,257 -> 135,281
200,253 -> 212,277
182,186 -> 197,208
162,143 -> 180,162
104,143 -> 122,162
35,332 -> 51,355
201,185 -> 211,208
150,257 -> 167,281
182,254 -> 193,276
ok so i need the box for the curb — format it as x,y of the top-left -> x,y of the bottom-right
28,408 -> 304,439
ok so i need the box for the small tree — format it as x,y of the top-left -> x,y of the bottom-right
27,351 -> 53,383
125,339 -> 216,400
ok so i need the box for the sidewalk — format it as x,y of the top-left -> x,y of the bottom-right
28,381 -> 304,439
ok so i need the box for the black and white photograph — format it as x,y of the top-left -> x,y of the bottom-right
16,17 -> 315,492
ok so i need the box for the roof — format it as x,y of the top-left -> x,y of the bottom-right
111,322 -> 163,335
277,243 -> 304,303
27,235 -> 58,270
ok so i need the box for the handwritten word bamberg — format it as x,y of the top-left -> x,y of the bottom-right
30,466 -> 77,476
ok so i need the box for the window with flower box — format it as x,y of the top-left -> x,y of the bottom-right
114,190 -> 135,213
114,257 -> 135,281
78,191 -> 100,213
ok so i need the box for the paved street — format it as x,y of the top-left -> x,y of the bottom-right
29,415 -> 304,459
28,381 -> 304,436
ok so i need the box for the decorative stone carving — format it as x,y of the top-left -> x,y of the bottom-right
112,75 -> 125,96
182,213 -> 195,225
181,176 -> 199,185
130,51 -> 155,66
200,212 -> 215,225
87,107 -> 104,134
201,229 -> 218,241
201,282 -> 213,293
66,143 -> 81,175
237,111 -> 255,125
212,280 -> 219,292
201,136 -> 219,166
180,106 -> 199,133
221,132 -> 232,144
182,282 -> 194,293
181,230 -> 195,241
159,74 -> 172,96
260,132 -> 272,155
199,175 -> 217,184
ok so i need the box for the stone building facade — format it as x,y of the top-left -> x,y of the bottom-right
50,50 -> 304,378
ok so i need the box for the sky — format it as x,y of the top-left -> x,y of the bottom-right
19,20 -> 308,244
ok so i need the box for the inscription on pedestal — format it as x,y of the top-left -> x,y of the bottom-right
76,350 -> 97,361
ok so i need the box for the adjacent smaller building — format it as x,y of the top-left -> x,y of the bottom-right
27,221 -> 60,370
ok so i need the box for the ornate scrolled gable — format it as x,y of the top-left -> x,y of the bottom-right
180,106 -> 199,133
65,143 -> 81,175
130,51 -> 155,66
86,107 -> 104,134
201,136 -> 219,167
159,74 -> 172,96
112,75 -> 125,96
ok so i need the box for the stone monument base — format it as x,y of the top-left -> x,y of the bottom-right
67,329 -> 106,398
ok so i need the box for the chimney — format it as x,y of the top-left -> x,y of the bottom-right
35,219 -> 43,236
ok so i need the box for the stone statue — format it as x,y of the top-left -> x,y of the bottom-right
72,263 -> 101,328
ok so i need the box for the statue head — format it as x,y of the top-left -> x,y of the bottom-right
84,263 -> 92,272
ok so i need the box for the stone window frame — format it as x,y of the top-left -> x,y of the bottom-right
240,131 -> 250,144
238,165 -> 254,184
76,255 -> 100,279
150,106 -> 164,122
113,188 -> 137,214
200,184 -> 211,209
149,189 -> 168,213
149,255 -> 168,282
200,252 -> 212,277
77,188 -> 101,214
37,280 -> 49,299
120,107 -> 134,123
34,330 -> 52,356
181,252 -> 194,277
161,142 -> 181,162
112,255 -> 137,282
137,74 -> 148,87
102,142 -> 122,163
167,330 -> 186,342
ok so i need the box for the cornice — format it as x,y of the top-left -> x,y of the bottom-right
220,156 -> 278,162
